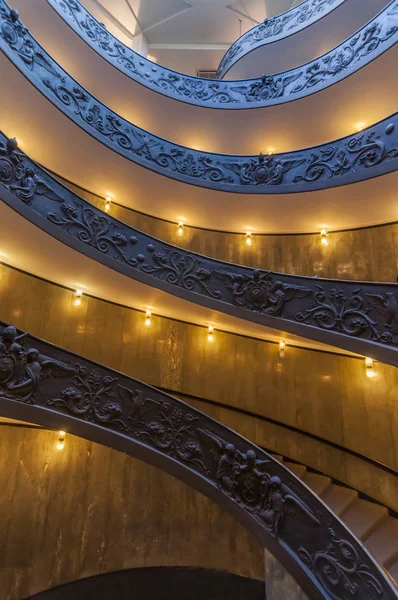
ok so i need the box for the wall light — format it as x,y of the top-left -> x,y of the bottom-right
267,147 -> 275,156
145,309 -> 152,326
105,197 -> 112,211
279,340 -> 285,358
57,430 -> 66,450
246,231 -> 252,246
74,289 -> 83,306
208,325 -> 214,342
355,122 -> 366,133
365,357 -> 375,378
320,229 -> 328,246
178,222 -> 184,236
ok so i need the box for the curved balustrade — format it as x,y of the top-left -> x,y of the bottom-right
33,0 -> 398,109
1,133 -> 398,366
217,0 -> 346,79
1,1 -> 398,195
0,321 -> 396,600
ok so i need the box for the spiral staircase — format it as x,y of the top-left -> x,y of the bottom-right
0,0 -> 397,598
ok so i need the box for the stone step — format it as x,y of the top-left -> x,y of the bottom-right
302,471 -> 332,496
365,517 -> 398,568
341,499 -> 388,540
321,484 -> 358,516
283,461 -> 307,479
270,454 -> 284,463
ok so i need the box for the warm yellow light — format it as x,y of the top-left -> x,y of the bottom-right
246,231 -> 252,246
208,325 -> 214,342
178,222 -> 184,236
365,357 -> 375,378
355,122 -> 366,133
320,229 -> 328,246
145,309 -> 152,326
105,197 -> 111,211
279,340 -> 285,357
267,147 -> 275,156
74,289 -> 83,306
57,430 -> 66,450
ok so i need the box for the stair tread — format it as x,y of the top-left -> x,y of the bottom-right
365,517 -> 398,566
302,472 -> 331,495
283,462 -> 307,479
342,499 -> 388,539
321,484 -> 358,515
270,454 -> 284,463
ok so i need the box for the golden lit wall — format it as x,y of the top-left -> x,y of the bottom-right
0,426 -> 263,600
0,264 -> 397,512
62,178 -> 398,282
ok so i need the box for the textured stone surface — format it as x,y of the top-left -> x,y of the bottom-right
0,426 -> 264,600
265,550 -> 309,600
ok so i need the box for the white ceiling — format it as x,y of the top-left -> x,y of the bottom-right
81,0 -> 297,74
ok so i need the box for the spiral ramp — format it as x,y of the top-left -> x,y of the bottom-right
0,0 -> 397,598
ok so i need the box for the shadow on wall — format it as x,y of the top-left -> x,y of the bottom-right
27,567 -> 265,600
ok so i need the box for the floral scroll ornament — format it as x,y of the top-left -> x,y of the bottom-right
295,286 -> 398,345
298,528 -> 384,599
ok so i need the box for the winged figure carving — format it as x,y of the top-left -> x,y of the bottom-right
366,292 -> 398,332
9,167 -> 64,204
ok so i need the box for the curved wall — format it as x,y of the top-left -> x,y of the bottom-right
222,0 -> 391,79
0,263 -> 397,506
63,176 -> 398,283
0,425 -> 263,599
2,0 -> 398,155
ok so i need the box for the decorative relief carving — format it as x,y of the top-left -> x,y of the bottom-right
141,249 -> 222,299
295,286 -> 398,346
47,201 -> 139,266
46,0 -> 398,108
0,138 -> 63,203
200,428 -> 320,538
213,269 -> 312,316
217,0 -> 340,77
0,325 -> 74,403
1,132 -> 398,354
1,2 -> 398,191
0,322 -> 394,599
299,527 -> 384,599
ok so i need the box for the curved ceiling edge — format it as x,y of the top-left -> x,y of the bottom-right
0,322 -> 396,600
217,0 -> 346,79
1,134 -> 398,366
31,0 -> 398,110
1,3 -> 398,194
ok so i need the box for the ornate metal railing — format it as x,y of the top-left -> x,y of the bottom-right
2,0 -> 397,110
217,0 -> 345,79
1,1 -> 398,193
0,321 -> 396,600
1,132 -> 398,366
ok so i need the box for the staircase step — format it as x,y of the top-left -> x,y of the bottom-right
321,484 -> 358,516
270,454 -> 284,463
388,560 -> 398,584
342,499 -> 388,540
302,472 -> 331,496
365,517 -> 398,567
284,461 -> 307,479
